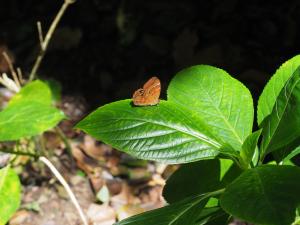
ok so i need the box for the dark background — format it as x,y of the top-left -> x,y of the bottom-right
1,0 -> 300,109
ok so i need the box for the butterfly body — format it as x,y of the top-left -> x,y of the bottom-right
132,77 -> 161,106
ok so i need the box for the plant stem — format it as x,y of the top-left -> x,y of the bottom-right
29,0 -> 75,81
2,52 -> 20,88
0,148 -> 39,158
39,156 -> 88,225
207,188 -> 225,197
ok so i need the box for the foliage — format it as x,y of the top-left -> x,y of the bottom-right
0,80 -> 65,141
0,166 -> 21,225
77,55 -> 300,225
0,79 -> 65,222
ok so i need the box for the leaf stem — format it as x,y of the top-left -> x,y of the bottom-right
0,148 -> 39,159
207,188 -> 225,197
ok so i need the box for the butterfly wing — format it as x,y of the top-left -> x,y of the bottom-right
132,77 -> 161,106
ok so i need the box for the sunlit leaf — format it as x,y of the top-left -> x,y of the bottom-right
168,65 -> 253,151
0,101 -> 65,141
260,66 -> 300,157
240,130 -> 261,168
257,55 -> 300,126
0,166 -> 21,225
8,80 -> 52,106
76,100 -> 230,164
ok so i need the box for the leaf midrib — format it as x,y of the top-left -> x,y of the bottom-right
95,117 -> 221,149
199,80 -> 244,145
263,77 -> 300,153
172,79 -> 244,147
168,196 -> 205,225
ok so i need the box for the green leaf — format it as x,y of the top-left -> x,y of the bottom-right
76,100 -> 228,164
163,159 -> 220,203
240,130 -> 262,168
195,207 -> 229,225
282,146 -> 300,163
8,80 -> 52,106
45,79 -> 62,102
195,207 -> 221,225
219,159 -> 233,180
220,165 -> 300,225
0,101 -> 65,141
219,162 -> 242,188
0,166 -> 21,225
115,190 -> 223,225
272,137 -> 300,163
257,55 -> 300,126
167,65 -> 254,151
260,66 -> 300,157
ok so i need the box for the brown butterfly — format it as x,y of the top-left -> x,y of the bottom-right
132,77 -> 161,106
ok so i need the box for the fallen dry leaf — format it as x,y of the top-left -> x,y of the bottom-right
116,204 -> 145,221
71,144 -> 99,174
87,203 -> 116,225
110,183 -> 141,210
80,135 -> 112,161
9,210 -> 32,225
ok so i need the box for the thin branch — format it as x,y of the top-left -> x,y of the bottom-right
29,0 -> 75,81
16,67 -> 24,84
0,148 -> 39,158
39,156 -> 88,225
2,52 -> 20,88
37,21 -> 44,48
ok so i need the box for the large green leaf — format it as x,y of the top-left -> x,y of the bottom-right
115,190 -> 224,225
163,159 -> 220,203
8,80 -> 52,106
220,165 -> 300,225
168,65 -> 253,151
273,137 -> 300,163
0,166 -> 21,225
260,66 -> 300,157
76,100 -> 232,164
45,79 -> 62,102
0,101 -> 65,141
239,130 -> 261,168
195,207 -> 229,225
257,55 -> 300,126
282,146 -> 300,163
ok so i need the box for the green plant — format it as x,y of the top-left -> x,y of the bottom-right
0,79 -> 65,224
0,1 -> 88,224
77,55 -> 300,225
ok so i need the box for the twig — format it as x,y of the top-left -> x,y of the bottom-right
2,52 -> 20,88
29,0 -> 75,81
16,67 -> 24,84
39,156 -> 88,225
0,148 -> 39,158
37,21 -> 44,47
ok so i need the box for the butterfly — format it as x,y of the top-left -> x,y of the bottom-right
132,76 -> 161,106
